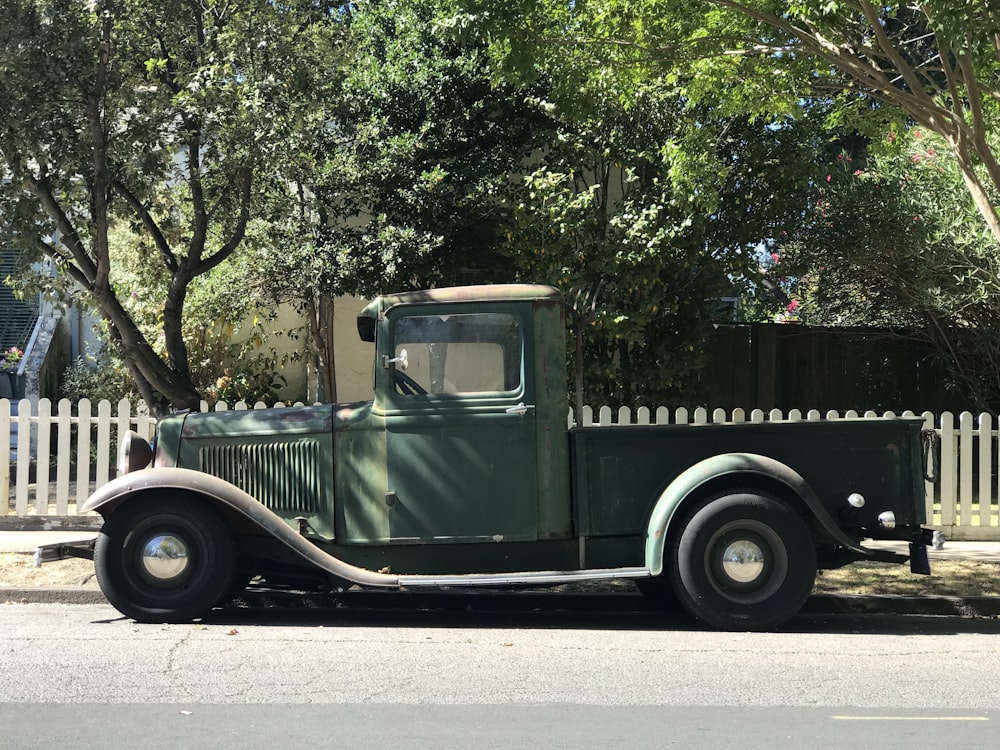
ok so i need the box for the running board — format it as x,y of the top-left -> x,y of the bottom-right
398,566 -> 651,587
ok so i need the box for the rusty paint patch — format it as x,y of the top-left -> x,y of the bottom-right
359,284 -> 562,321
334,400 -> 374,431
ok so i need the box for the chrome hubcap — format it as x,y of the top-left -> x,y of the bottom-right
705,519 -> 787,605
140,534 -> 190,581
721,539 -> 766,583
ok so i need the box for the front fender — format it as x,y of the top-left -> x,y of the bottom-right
82,467 -> 399,588
644,453 -> 867,576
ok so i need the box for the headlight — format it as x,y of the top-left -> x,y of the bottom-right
118,430 -> 154,475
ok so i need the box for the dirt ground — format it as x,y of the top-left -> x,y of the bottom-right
0,553 -> 98,588
2,552 -> 1000,598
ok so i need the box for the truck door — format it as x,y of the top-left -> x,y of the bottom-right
381,304 -> 539,543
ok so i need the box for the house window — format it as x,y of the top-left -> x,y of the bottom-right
0,250 -> 37,350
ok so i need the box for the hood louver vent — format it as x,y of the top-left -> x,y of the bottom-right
199,440 -> 322,515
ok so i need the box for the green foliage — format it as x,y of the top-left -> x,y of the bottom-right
304,0 -> 550,297
201,363 -> 289,407
463,0 -> 1000,243
501,82 -> 738,407
61,351 -> 140,404
463,0 -> 1000,409
62,337 -> 290,407
1,346 -> 24,374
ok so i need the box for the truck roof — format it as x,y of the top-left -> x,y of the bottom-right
356,284 -> 562,341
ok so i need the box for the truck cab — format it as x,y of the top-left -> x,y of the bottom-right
352,284 -> 571,545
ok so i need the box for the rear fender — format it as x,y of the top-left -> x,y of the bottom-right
644,453 -> 866,576
82,467 -> 399,588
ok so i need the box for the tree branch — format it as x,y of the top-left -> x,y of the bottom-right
88,11 -> 114,292
857,0 -> 939,105
185,124 -> 209,262
111,178 -> 180,273
192,167 -> 253,276
23,173 -> 99,283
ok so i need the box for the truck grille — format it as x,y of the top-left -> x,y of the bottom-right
198,440 -> 322,515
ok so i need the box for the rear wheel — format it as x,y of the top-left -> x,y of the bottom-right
634,576 -> 679,609
668,491 -> 816,631
95,495 -> 236,623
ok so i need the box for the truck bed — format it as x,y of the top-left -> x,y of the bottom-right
570,417 -> 926,539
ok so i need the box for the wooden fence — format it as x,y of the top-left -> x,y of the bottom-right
704,324 -> 965,414
2,397 -> 998,540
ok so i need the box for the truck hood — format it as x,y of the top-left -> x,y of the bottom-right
177,401 -> 374,440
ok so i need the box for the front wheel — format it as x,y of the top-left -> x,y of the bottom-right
668,492 -> 816,631
95,494 -> 236,623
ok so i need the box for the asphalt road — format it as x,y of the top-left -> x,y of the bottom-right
0,703 -> 995,750
5,599 -> 1000,706
0,599 -> 1000,716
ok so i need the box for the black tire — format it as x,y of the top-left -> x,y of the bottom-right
668,491 -> 816,631
634,576 -> 679,609
95,494 -> 236,623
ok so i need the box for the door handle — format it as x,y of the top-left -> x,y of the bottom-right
505,402 -> 534,416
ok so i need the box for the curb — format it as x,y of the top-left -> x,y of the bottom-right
2,587 -> 107,605
804,593 -> 1000,618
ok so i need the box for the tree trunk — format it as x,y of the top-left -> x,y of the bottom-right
307,294 -> 338,403
97,286 -> 202,414
953,142 -> 1000,245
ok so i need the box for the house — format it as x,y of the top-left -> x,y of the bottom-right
0,249 -> 37,362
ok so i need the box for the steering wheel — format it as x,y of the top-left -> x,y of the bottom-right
393,369 -> 427,395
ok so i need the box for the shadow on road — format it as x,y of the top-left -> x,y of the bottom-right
185,587 -> 1000,636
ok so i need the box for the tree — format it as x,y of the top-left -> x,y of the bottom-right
0,0 -> 339,412
502,81 -> 756,408
777,131 -> 1000,410
462,0 -> 1000,244
312,1 -> 549,294
253,0 -> 550,401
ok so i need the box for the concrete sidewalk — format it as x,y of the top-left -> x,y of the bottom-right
866,539 -> 1000,562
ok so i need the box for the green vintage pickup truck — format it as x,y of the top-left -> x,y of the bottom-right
82,284 -> 934,629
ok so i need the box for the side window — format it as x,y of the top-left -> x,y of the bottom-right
392,313 -> 522,395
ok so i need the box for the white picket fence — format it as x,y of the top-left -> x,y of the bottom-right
2,398 -> 997,540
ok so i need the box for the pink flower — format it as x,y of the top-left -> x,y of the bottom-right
770,252 -> 780,263
853,169 -> 864,176
786,300 -> 800,313
913,215 -> 920,222
915,129 -> 923,139
927,148 -> 935,156
825,174 -> 832,182
912,154 -> 921,163
889,131 -> 896,143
